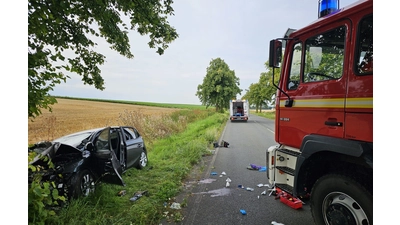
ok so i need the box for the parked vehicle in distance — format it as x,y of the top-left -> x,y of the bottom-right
229,99 -> 249,122
28,126 -> 148,199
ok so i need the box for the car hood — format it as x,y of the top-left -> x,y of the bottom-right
29,141 -> 84,166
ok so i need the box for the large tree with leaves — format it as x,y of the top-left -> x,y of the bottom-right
243,61 -> 280,112
196,58 -> 241,112
28,0 -> 178,118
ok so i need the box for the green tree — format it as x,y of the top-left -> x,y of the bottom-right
28,0 -> 178,118
243,62 -> 280,112
196,58 -> 241,112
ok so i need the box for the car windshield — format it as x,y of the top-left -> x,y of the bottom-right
54,131 -> 93,147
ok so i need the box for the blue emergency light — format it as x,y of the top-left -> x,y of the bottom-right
318,0 -> 339,18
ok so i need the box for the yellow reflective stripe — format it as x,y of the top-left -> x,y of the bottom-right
280,98 -> 344,108
345,97 -> 373,108
279,97 -> 373,108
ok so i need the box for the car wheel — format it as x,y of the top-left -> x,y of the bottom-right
70,169 -> 95,198
137,150 -> 148,169
310,174 -> 372,225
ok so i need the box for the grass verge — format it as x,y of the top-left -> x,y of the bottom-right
43,111 -> 227,225
253,111 -> 276,120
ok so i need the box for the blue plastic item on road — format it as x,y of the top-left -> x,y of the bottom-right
211,172 -> 218,175
240,209 -> 247,215
259,166 -> 267,172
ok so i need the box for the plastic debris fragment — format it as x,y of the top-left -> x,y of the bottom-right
271,221 -> 285,225
240,209 -> 247,215
117,190 -> 126,196
221,171 -> 226,176
129,190 -> 147,202
226,177 -> 231,187
211,172 -> 218,176
258,166 -> 267,172
170,202 -> 181,210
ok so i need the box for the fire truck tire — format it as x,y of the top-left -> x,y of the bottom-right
310,174 -> 372,225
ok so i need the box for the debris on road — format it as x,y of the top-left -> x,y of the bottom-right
225,177 -> 231,188
220,140 -> 229,147
247,164 -> 267,171
271,221 -> 285,225
240,209 -> 247,215
246,187 -> 254,191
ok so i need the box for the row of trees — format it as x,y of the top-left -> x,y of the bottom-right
196,58 -> 280,113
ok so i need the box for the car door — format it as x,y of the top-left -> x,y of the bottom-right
121,126 -> 144,169
92,127 -> 125,186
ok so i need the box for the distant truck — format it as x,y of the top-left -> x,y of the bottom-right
229,99 -> 249,122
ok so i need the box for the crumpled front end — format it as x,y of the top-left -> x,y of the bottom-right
28,141 -> 87,198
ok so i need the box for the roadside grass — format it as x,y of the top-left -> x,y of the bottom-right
254,110 -> 276,120
43,110 -> 227,225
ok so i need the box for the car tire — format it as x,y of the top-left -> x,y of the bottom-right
69,169 -> 95,199
310,174 -> 372,225
137,150 -> 148,169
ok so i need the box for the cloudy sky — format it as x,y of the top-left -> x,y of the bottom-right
49,0 -> 359,105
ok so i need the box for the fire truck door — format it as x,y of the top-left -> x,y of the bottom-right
278,22 -> 349,148
344,14 -> 373,143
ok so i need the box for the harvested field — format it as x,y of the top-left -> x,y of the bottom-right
28,98 -> 179,145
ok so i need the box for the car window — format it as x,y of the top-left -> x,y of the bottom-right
95,128 -> 109,150
123,127 -> 137,140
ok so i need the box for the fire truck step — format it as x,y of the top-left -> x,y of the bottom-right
275,183 -> 293,194
276,148 -> 300,157
276,166 -> 295,176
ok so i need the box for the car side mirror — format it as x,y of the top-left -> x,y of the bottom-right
85,142 -> 94,152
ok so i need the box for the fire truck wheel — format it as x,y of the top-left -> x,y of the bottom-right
310,174 -> 372,225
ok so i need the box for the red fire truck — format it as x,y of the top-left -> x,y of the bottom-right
266,0 -> 372,224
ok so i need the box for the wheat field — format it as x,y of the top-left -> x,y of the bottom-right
28,98 -> 179,145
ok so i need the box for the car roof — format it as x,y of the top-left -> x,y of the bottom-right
53,127 -> 106,147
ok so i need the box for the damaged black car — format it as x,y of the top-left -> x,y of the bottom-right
28,126 -> 148,199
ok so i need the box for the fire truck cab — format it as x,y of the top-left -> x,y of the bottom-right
267,0 -> 372,224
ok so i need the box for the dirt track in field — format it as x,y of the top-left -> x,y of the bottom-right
28,98 -> 179,145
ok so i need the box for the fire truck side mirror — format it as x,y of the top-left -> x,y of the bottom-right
269,40 -> 282,68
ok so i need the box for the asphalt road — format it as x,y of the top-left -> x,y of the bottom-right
162,114 -> 316,225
